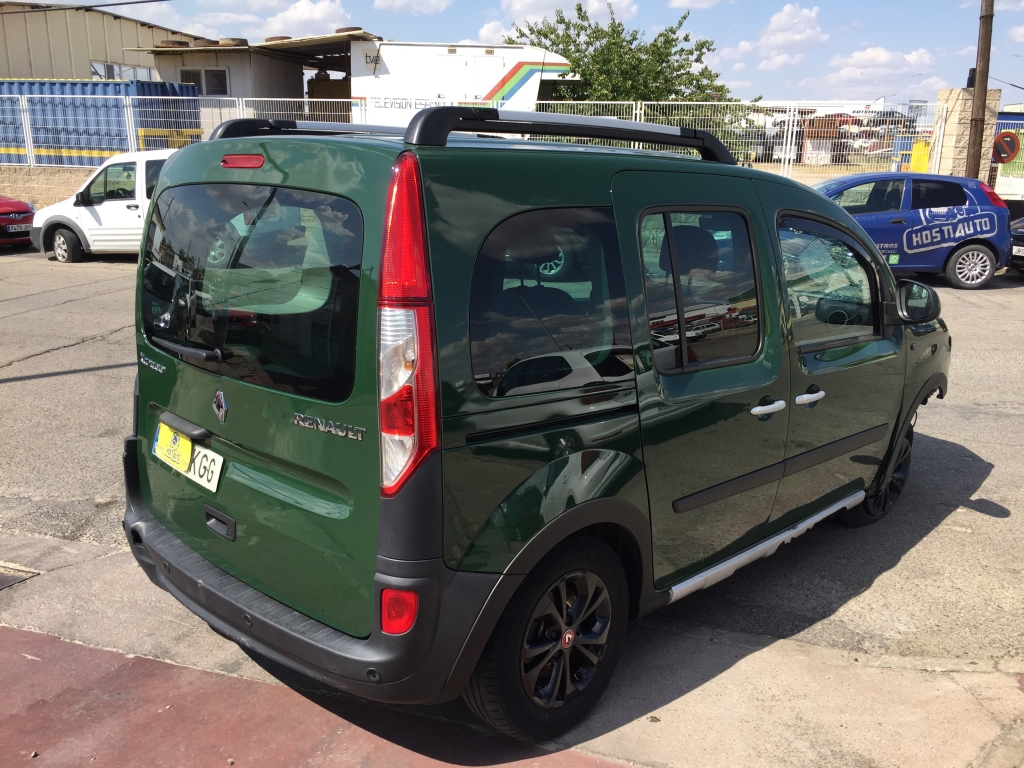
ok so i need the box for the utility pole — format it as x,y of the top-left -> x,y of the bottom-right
966,0 -> 994,179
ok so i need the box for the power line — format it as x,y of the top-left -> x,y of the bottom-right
989,75 -> 1024,92
0,0 -> 169,15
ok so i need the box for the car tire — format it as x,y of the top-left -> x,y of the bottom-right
944,244 -> 995,289
463,535 -> 629,742
839,423 -> 914,527
52,228 -> 84,263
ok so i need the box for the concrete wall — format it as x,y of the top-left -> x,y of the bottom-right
936,87 -> 1002,179
0,3 -> 198,79
0,165 -> 94,208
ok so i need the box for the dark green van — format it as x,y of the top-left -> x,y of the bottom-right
124,107 -> 950,741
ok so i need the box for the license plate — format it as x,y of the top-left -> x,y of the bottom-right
5,224 -> 30,232
1013,245 -> 1024,256
151,423 -> 224,492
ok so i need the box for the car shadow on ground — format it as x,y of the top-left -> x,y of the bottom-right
244,432 -> 1003,761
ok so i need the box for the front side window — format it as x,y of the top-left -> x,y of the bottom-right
911,180 -> 968,210
142,184 -> 363,402
641,209 -> 760,371
104,162 -> 136,200
832,179 -> 905,215
86,170 -> 106,205
470,208 -> 633,398
779,216 -> 877,348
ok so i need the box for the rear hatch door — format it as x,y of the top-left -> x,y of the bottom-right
135,138 -> 394,637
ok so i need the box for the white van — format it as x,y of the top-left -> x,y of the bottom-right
30,149 -> 176,263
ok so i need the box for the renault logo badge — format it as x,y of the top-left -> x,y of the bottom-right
212,391 -> 228,423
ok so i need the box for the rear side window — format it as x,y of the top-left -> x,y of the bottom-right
640,210 -> 760,372
469,208 -> 633,398
911,180 -> 968,210
142,184 -> 363,402
145,159 -> 166,199
832,179 -> 904,215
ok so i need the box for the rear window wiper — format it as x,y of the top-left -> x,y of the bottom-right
150,336 -> 233,364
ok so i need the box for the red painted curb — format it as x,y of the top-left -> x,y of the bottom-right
0,626 -> 618,767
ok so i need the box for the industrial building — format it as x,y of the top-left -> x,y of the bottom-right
0,1 -> 201,81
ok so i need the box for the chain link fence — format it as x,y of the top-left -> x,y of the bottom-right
0,96 -> 949,184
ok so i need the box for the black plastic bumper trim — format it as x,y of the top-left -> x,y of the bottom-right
122,436 -> 500,705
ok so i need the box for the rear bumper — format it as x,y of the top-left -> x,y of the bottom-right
122,436 -> 502,705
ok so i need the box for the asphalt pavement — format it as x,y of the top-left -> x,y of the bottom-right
1,243 -> 1023,767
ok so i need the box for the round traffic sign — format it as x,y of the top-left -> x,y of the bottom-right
993,131 -> 1020,164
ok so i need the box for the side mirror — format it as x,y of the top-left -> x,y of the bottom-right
895,279 -> 941,324
74,190 -> 90,206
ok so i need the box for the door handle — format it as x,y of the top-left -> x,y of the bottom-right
795,390 -> 826,406
889,218 -> 905,224
750,399 -> 786,417
127,204 -> 139,210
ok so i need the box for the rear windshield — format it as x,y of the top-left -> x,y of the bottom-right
141,184 -> 363,402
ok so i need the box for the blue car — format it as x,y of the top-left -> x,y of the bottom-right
815,172 -> 1010,289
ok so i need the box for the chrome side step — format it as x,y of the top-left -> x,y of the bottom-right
666,490 -> 866,605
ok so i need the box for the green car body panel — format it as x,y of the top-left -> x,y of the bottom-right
125,116 -> 950,710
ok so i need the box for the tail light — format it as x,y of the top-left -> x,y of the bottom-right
220,154 -> 265,169
378,152 -> 438,497
980,182 -> 1007,209
381,588 -> 419,634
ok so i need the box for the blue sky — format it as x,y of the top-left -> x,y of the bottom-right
119,0 -> 1024,105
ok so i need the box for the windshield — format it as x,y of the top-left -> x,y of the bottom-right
141,184 -> 363,402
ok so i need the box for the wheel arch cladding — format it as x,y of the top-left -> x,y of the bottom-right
453,448 -> 645,572
44,217 -> 90,252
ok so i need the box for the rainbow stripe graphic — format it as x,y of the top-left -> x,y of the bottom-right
483,61 -> 571,102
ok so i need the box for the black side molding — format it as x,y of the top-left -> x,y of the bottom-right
158,412 -> 211,441
673,424 -> 891,514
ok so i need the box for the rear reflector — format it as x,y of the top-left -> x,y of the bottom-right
378,152 -> 438,497
221,154 -> 265,169
980,182 -> 1007,209
381,588 -> 419,635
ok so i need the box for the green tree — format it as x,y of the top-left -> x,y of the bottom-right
505,2 -> 730,102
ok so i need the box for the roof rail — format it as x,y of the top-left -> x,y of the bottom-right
209,118 -> 405,141
207,109 -> 736,165
404,106 -> 736,164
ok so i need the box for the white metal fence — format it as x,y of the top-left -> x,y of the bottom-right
0,95 -> 948,187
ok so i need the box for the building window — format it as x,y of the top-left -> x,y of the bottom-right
91,62 -> 155,81
179,69 -> 229,96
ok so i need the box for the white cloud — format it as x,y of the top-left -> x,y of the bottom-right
723,79 -> 752,89
800,46 -> 947,99
1010,24 -> 1024,42
477,20 -> 511,44
956,45 -> 977,56
373,0 -> 453,13
759,52 -> 804,70
240,0 -> 351,39
706,5 -> 826,72
500,0 -> 638,24
755,4 -> 827,69
667,0 -> 719,7
732,61 -> 747,71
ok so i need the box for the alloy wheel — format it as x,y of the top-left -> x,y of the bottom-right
54,234 -> 69,262
538,252 -> 565,277
954,249 -> 992,286
520,570 -> 611,709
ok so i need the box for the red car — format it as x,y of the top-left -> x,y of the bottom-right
0,195 -> 35,247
